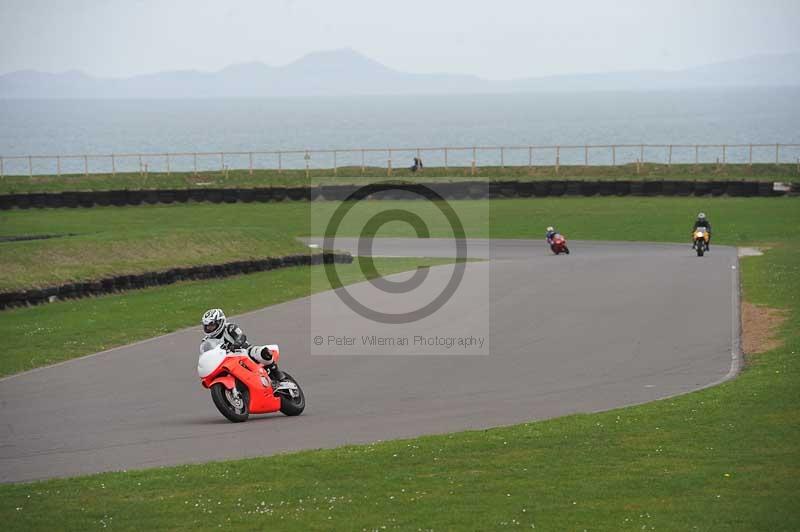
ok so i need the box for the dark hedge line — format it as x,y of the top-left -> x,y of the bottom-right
0,252 -> 352,310
0,180 -> 795,210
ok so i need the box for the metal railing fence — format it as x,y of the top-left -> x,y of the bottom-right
1,143 -> 799,178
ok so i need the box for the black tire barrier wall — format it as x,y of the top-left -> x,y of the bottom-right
0,180 -> 795,210
0,252 -> 353,311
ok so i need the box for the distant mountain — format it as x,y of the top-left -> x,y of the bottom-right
1,49 -> 797,98
508,53 -> 800,92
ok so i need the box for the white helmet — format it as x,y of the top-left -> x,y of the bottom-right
201,308 -> 226,337
546,226 -> 554,232
697,212 -> 706,220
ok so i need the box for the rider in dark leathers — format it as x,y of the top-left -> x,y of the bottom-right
545,226 -> 558,245
692,212 -> 712,249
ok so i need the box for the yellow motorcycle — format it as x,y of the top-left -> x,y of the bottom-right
692,227 -> 710,257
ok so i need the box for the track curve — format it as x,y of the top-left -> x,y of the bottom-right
0,239 -> 739,482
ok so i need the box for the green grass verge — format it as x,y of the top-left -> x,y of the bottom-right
1,225 -> 798,529
2,197 -> 798,291
0,257 -> 454,377
0,202 -> 308,291
0,229 -> 309,292
1,162 -> 798,193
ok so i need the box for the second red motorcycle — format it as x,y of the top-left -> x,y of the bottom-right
550,233 -> 570,255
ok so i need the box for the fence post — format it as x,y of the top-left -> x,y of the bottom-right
444,147 -> 448,170
528,146 -> 533,168
776,143 -> 780,164
555,146 -> 560,174
0,157 -> 3,178
694,145 -> 699,166
722,145 -> 726,166
83,155 -> 88,176
278,151 -> 282,174
361,149 -> 365,175
139,154 -> 143,175
166,153 -> 171,175
220,152 -> 224,172
333,150 -> 337,176
248,152 -> 253,175
387,149 -> 392,177
612,145 -> 616,166
193,153 -> 197,175
500,147 -> 504,168
57,155 -> 61,176
305,150 -> 310,179
111,154 -> 115,176
584,145 -> 588,166
28,156 -> 33,177
471,147 -> 476,176
668,145 -> 672,167
749,144 -> 753,167
639,144 -> 644,164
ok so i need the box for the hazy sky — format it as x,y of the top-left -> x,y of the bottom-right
1,0 -> 799,79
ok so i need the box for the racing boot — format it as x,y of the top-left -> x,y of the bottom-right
265,362 -> 286,384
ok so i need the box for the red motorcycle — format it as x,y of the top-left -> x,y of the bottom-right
197,340 -> 305,422
549,234 -> 570,255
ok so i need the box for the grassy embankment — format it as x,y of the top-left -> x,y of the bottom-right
0,162 -> 798,193
0,196 -> 798,530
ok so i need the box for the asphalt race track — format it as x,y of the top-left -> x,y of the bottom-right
0,239 -> 740,482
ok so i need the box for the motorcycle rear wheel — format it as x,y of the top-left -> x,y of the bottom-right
211,380 -> 250,422
278,372 -> 306,416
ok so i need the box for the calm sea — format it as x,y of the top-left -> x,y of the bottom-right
1,87 -> 798,173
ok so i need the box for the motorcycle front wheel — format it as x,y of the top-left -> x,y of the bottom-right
211,380 -> 250,422
278,372 -> 306,416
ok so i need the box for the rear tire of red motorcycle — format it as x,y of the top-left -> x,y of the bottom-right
279,372 -> 306,416
211,381 -> 250,422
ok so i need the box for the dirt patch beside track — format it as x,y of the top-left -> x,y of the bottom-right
742,301 -> 788,355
